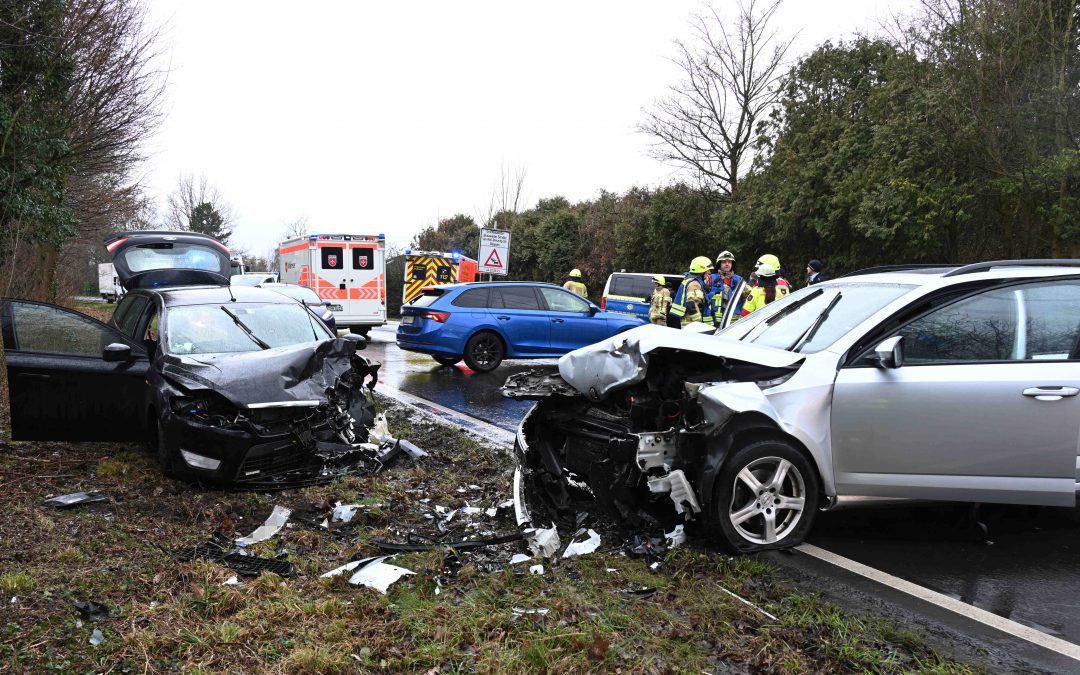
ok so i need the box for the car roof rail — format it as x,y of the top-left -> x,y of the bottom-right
840,264 -> 956,278
941,259 -> 1080,277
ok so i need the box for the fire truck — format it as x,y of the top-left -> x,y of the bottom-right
278,233 -> 386,336
403,250 -> 478,305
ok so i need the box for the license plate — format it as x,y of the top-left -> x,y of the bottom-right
401,315 -> 415,325
329,304 -> 343,312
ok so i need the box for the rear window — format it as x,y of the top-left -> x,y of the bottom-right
608,275 -> 654,299
452,288 -> 489,308
321,246 -> 344,270
121,243 -> 228,275
352,248 -> 374,270
410,289 -> 444,308
492,286 -> 541,310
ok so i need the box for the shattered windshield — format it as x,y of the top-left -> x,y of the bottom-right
718,283 -> 915,353
166,302 -> 332,355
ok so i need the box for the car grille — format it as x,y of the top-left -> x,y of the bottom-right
237,440 -> 310,480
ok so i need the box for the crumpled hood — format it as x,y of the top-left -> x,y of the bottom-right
161,338 -> 363,408
557,324 -> 803,400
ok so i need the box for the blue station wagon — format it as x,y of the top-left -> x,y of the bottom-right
396,282 -> 644,371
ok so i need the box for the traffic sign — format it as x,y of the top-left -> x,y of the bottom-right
478,228 -> 511,276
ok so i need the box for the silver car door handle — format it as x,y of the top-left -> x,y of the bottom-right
1022,386 -> 1080,401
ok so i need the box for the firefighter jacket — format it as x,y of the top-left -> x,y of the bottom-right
741,282 -> 790,316
709,272 -> 745,320
669,274 -> 708,326
563,280 -> 588,298
648,287 -> 672,325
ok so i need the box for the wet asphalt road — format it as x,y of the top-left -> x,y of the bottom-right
366,322 -> 1080,653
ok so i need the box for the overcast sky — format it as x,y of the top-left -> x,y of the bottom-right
142,0 -> 915,258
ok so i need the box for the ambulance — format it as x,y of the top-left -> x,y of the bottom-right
278,233 -> 386,336
402,250 -> 478,305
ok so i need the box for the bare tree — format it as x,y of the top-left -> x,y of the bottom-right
281,216 -> 310,240
476,162 -> 527,227
640,0 -> 793,198
165,172 -> 234,231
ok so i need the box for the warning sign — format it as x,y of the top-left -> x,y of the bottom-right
478,228 -> 511,276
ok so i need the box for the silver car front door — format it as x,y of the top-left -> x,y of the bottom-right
831,280 -> 1080,507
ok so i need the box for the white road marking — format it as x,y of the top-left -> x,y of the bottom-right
376,384 -> 515,449
796,542 -> 1080,662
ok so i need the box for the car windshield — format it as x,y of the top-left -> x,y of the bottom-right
165,302 -> 331,355
718,282 -> 915,353
265,285 -> 321,304
231,275 -> 265,286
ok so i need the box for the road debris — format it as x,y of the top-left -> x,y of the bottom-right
73,600 -> 110,621
170,534 -> 296,577
526,526 -> 561,558
321,556 -> 415,594
88,628 -> 104,646
529,564 -> 545,575
562,528 -> 601,558
512,607 -> 550,616
616,587 -> 657,601
234,505 -> 291,546
716,584 -> 778,622
43,492 -> 107,508
510,553 -> 531,565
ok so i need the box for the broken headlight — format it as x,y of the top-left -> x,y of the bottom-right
170,392 -> 241,427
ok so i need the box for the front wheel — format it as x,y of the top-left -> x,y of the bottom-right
463,332 -> 504,372
433,354 -> 461,366
710,439 -> 818,553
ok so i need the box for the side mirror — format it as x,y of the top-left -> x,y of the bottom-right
588,305 -> 599,315
871,336 -> 904,369
103,343 -> 133,362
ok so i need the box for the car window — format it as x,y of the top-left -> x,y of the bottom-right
11,303 -> 124,357
116,296 -> 149,338
231,275 -> 263,286
120,243 -> 225,273
452,288 -> 489,308
492,286 -> 541,310
352,248 -> 374,271
410,289 -> 444,308
111,295 -> 144,334
609,275 -> 653,298
900,288 -> 1018,363
539,287 -> 589,312
321,246 -> 344,270
165,302 -> 331,355
1020,281 -> 1080,360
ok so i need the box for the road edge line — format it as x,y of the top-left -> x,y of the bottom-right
796,542 -> 1080,662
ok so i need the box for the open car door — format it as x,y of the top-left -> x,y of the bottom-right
717,279 -> 747,331
0,299 -> 150,441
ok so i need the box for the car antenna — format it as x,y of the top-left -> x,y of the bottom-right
227,283 -> 237,302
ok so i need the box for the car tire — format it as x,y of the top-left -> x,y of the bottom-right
150,413 -> 179,478
709,438 -> 818,553
463,332 -> 504,372
433,355 -> 461,366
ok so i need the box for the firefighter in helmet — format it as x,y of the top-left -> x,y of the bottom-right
709,250 -> 744,320
648,275 -> 672,326
668,256 -> 712,327
563,268 -> 588,298
741,262 -> 790,316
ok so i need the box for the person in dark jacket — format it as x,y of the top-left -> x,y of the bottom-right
807,259 -> 826,285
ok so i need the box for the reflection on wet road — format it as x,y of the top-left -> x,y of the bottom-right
367,323 -> 1080,649
366,324 -> 551,432
810,502 -> 1080,645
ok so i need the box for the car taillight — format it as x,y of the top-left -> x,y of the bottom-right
426,311 -> 451,323
600,297 -> 606,309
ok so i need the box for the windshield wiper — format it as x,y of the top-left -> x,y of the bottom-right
743,287 -> 826,342
788,292 -> 842,352
220,306 -> 271,350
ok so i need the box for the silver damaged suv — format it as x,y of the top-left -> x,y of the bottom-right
505,260 -> 1080,552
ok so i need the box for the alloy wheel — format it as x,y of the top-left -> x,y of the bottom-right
728,456 -> 806,545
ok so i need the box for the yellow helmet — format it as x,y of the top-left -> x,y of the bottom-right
652,274 -> 665,286
568,268 -> 582,278
689,256 -> 713,274
756,263 -> 777,277
716,250 -> 736,263
756,254 -> 780,270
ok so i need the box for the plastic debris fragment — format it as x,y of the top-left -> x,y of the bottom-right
43,492 -> 107,509
235,505 -> 291,546
562,528 -> 601,558
321,556 -> 414,594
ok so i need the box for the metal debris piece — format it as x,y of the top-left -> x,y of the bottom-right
73,600 -> 110,621
647,471 -> 701,515
512,607 -> 550,616
562,528 -> 601,558
398,439 -> 428,458
235,505 -> 291,546
510,553 -> 531,565
322,556 -> 414,594
170,534 -> 296,577
89,628 -> 104,646
526,526 -> 561,558
330,503 -> 361,524
616,587 -> 657,600
43,492 -> 107,509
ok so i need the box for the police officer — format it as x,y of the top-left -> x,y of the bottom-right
563,268 -> 588,298
648,275 -> 672,326
668,256 -> 712,327
807,259 -> 826,285
709,250 -> 744,321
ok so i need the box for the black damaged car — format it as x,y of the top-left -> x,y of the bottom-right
0,231 -> 383,486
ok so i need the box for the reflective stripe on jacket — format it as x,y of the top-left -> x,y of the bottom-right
741,283 -> 790,316
563,280 -> 588,298
648,287 -> 671,325
710,272 -> 744,319
669,275 -> 707,326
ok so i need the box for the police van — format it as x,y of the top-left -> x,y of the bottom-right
600,272 -> 683,320
278,233 -> 386,336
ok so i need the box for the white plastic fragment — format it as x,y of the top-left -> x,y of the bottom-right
716,584 -> 778,621
89,629 -> 104,646
398,439 -> 428,458
370,413 -> 393,444
665,524 -> 686,549
529,564 -> 545,575
562,529 -> 601,558
510,553 -> 531,565
222,576 -> 240,586
321,556 -> 415,594
460,506 -> 483,516
234,505 -> 291,546
485,507 -> 498,518
468,484 -> 481,490
512,607 -> 549,616
527,526 -> 562,558
331,503 -> 362,524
